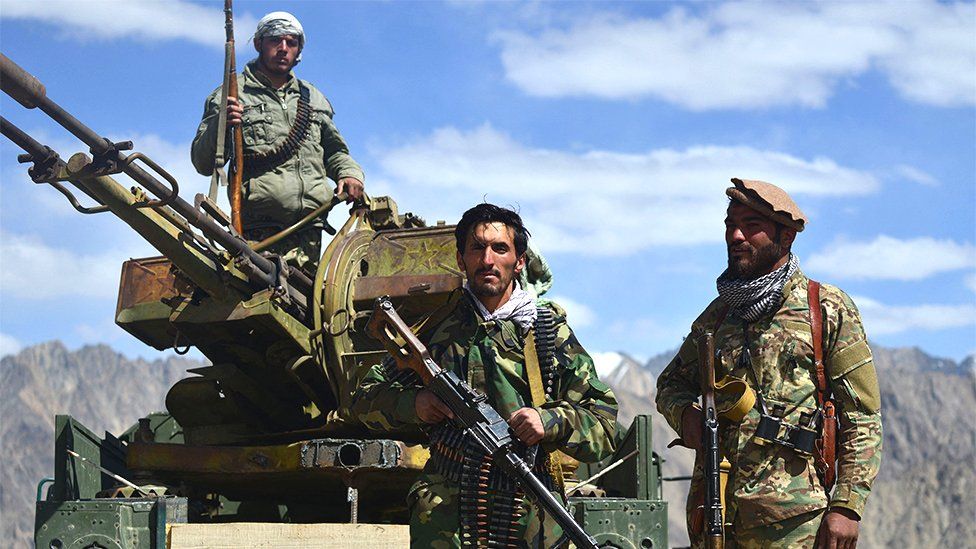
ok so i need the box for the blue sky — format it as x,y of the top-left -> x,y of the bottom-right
1,0 -> 974,366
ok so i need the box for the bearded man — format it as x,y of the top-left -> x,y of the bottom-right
656,178 -> 882,548
354,203 -> 618,547
192,11 -> 364,273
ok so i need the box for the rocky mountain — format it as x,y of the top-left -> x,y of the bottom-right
1,341 -> 972,548
0,342 -> 199,547
601,344 -> 976,548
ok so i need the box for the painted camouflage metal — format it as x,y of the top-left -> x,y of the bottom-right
656,270 -> 882,545
353,294 -> 618,545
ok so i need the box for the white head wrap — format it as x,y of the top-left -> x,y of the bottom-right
253,11 -> 305,62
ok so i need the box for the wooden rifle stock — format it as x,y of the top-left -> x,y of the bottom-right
225,0 -> 244,235
698,330 -> 725,549
366,297 -> 440,384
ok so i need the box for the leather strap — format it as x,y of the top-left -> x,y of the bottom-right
713,304 -> 730,333
808,281 -> 827,405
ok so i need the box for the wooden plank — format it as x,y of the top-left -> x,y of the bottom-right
168,523 -> 409,548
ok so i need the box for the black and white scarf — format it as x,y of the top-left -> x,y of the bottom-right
716,254 -> 799,322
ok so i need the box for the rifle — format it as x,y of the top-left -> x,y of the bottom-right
367,297 -> 598,549
698,330 -> 724,549
210,0 -> 245,235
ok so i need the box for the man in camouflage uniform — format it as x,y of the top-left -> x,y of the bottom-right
656,178 -> 882,548
354,203 -> 618,547
192,11 -> 364,273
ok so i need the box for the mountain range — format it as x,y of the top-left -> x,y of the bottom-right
1,341 -> 973,547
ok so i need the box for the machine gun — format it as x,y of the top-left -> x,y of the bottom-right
698,330 -> 725,549
366,296 -> 599,549
0,52 -> 310,309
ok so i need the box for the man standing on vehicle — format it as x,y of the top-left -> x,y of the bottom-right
192,11 -> 364,273
353,203 -> 618,547
656,178 -> 882,548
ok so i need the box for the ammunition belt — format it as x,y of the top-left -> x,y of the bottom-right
242,82 -> 312,176
429,426 -> 556,547
534,306 -> 558,398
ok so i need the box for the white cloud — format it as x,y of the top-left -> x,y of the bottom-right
893,165 -> 939,187
590,351 -> 624,379
853,295 -> 976,336
374,124 -> 878,256
807,236 -> 976,281
548,294 -> 595,328
965,273 -> 976,294
494,1 -> 976,109
1,0 -> 258,49
0,231 -> 135,299
0,333 -> 22,358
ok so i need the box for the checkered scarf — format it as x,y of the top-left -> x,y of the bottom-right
716,254 -> 799,322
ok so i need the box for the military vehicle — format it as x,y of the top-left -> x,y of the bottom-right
1,52 -> 672,548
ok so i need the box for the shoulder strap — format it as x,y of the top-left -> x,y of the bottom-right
713,303 -> 730,333
808,280 -> 828,405
524,328 -> 547,407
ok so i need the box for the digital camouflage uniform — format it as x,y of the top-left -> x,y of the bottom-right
656,269 -> 882,548
354,294 -> 618,547
191,61 -> 364,271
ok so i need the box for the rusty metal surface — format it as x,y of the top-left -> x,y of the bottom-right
353,273 -> 462,302
126,438 -> 427,507
116,256 -> 186,314
300,438 -> 401,469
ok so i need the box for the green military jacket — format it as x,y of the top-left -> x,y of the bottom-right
354,294 -> 619,464
656,269 -> 882,529
191,62 -> 364,229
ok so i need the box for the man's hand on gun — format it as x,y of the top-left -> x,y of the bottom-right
415,389 -> 454,423
225,96 -> 243,127
509,407 -> 544,445
336,176 -> 364,202
415,389 -> 544,446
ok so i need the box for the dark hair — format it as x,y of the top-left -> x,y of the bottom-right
454,203 -> 530,257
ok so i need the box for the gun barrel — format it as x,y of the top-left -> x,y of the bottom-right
0,52 -> 45,108
498,452 -> 598,549
0,53 -> 311,305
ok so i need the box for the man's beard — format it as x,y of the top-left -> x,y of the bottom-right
469,268 -> 510,297
258,53 -> 295,76
729,239 -> 785,279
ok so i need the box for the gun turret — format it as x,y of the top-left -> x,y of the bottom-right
1,52 -> 461,442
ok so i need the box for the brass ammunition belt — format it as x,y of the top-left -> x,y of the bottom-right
242,82 -> 312,175
534,305 -> 558,398
429,426 -> 555,547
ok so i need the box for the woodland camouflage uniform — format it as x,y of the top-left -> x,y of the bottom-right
656,269 -> 883,548
354,294 -> 618,547
191,61 -> 364,270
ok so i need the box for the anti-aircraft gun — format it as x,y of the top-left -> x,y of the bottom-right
2,53 -> 670,548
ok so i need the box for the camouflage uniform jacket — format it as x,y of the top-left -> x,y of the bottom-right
656,269 -> 882,529
191,61 -> 364,230
354,293 -> 619,464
